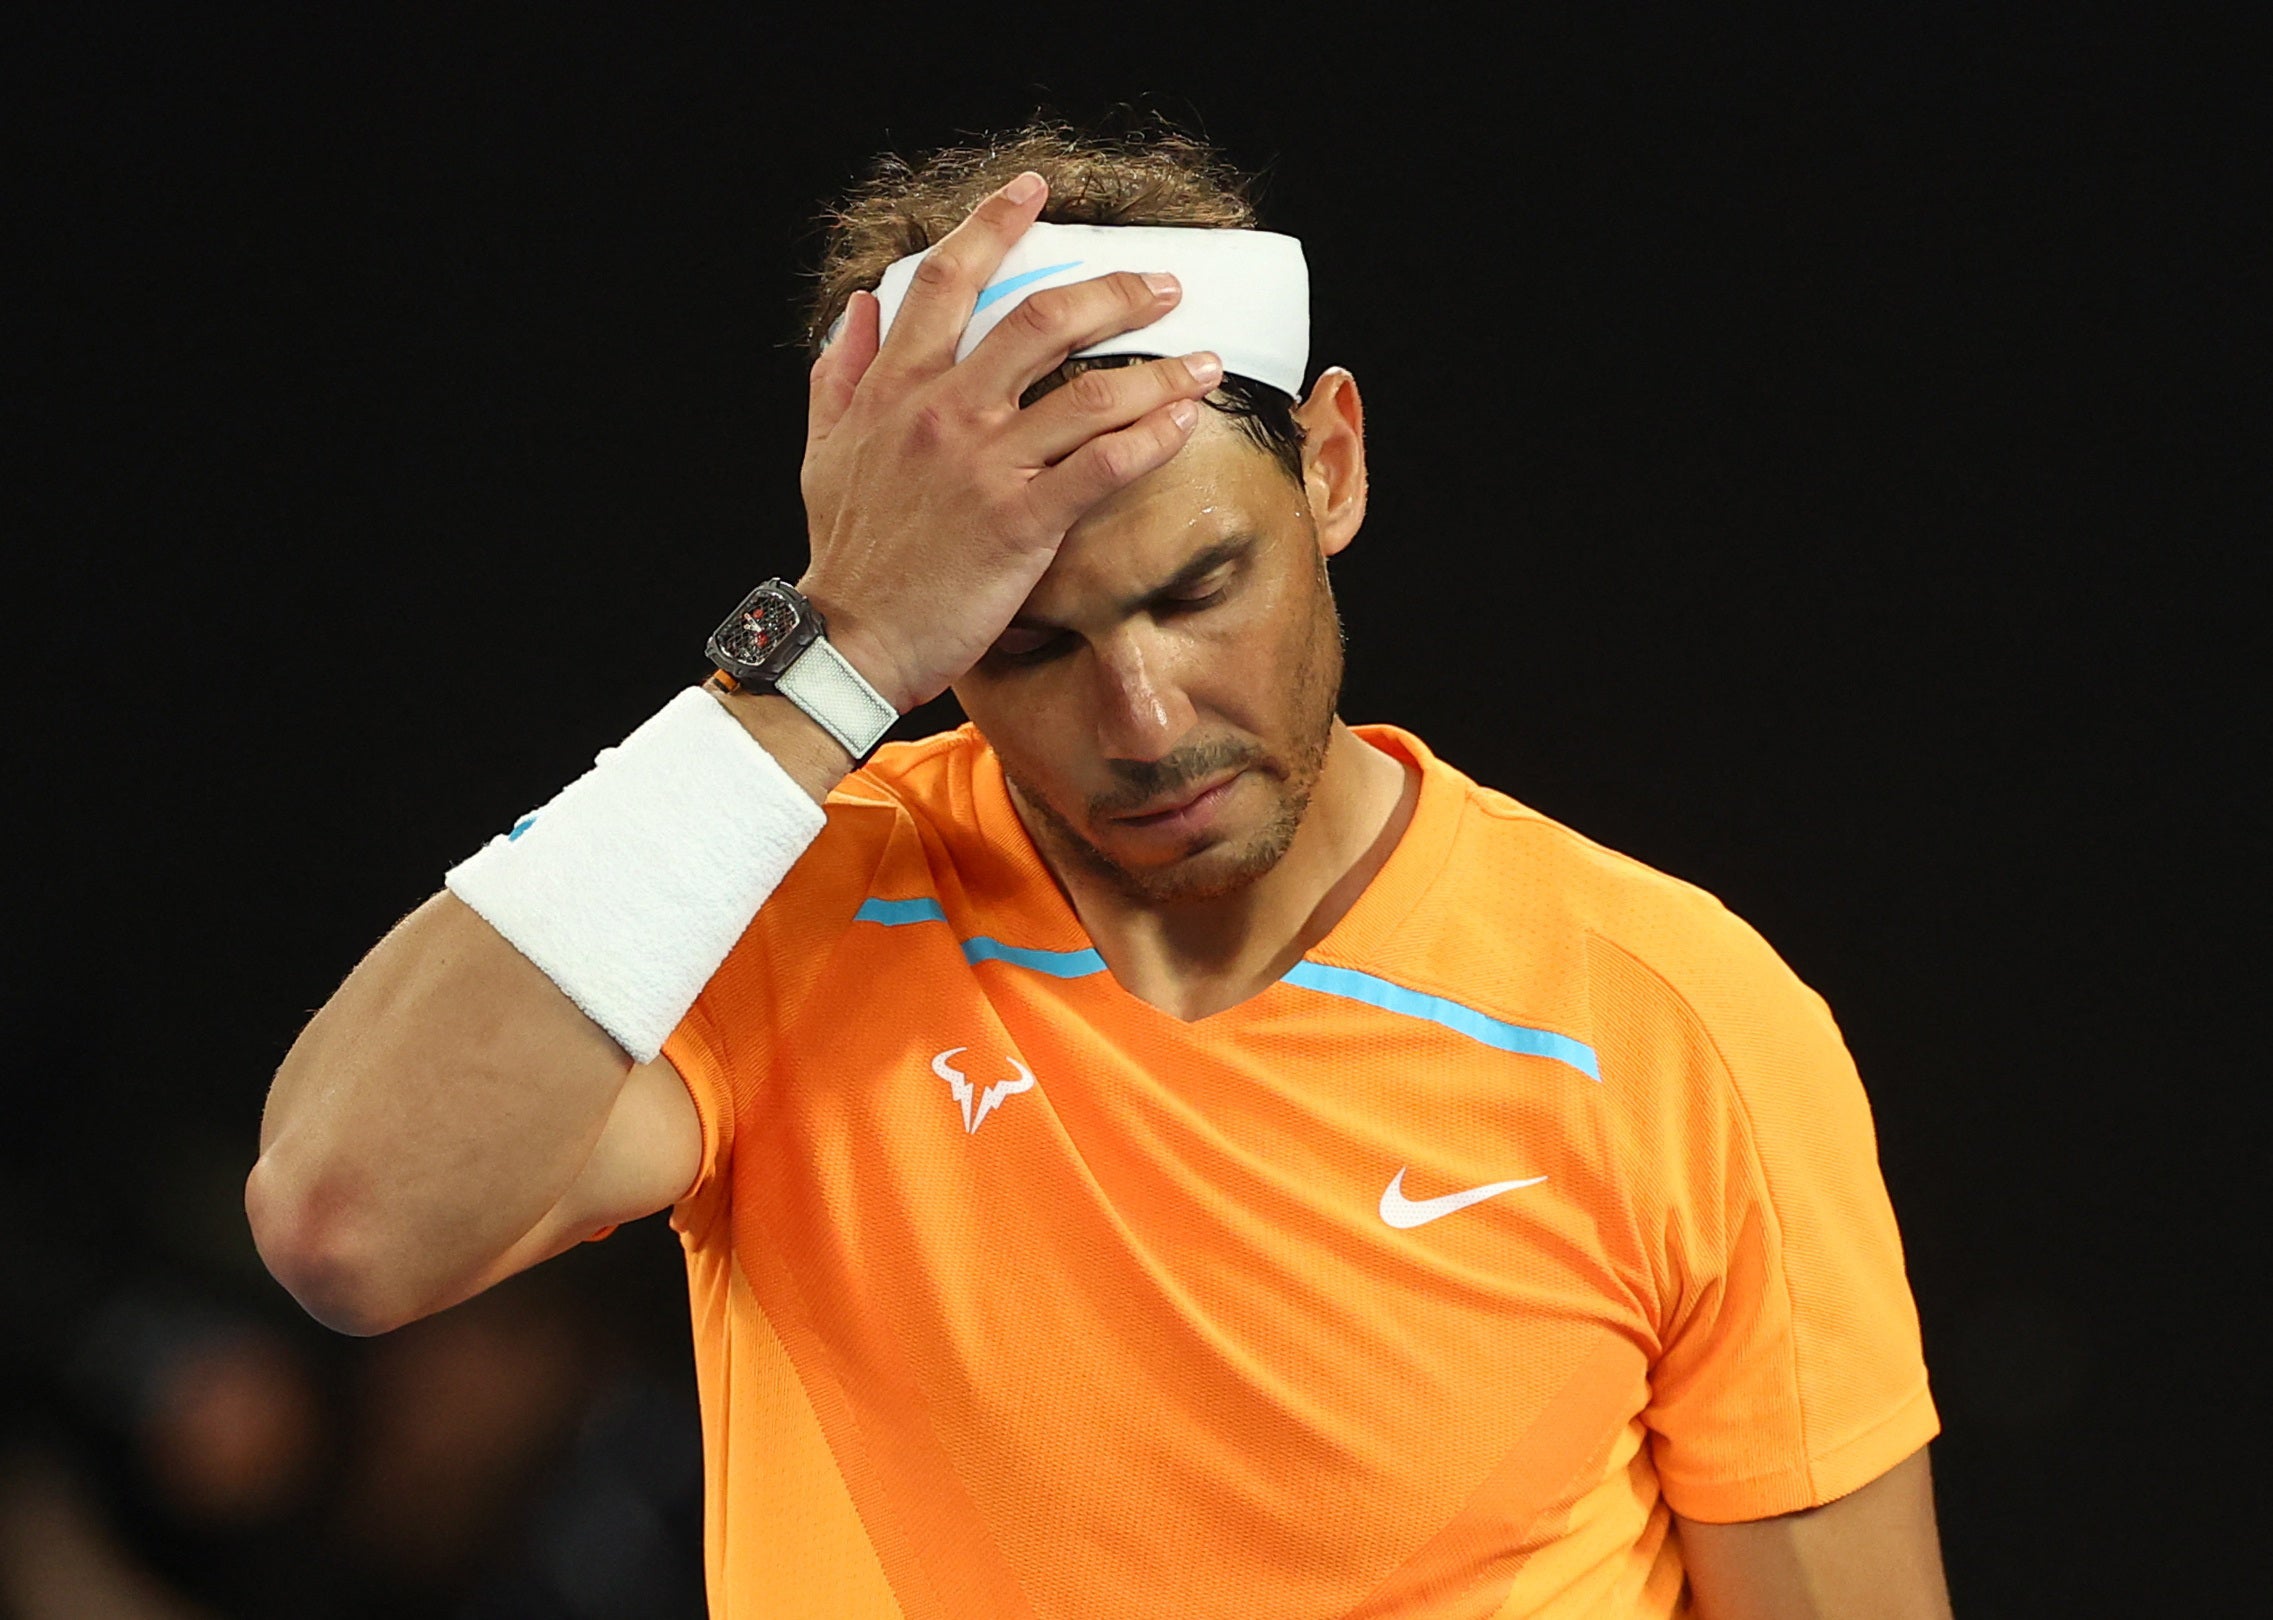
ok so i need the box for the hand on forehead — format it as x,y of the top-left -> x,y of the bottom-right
1033,410 -> 1308,609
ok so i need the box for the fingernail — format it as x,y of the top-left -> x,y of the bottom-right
1169,400 -> 1199,430
1142,272 -> 1181,300
1004,171 -> 1045,204
1186,351 -> 1223,386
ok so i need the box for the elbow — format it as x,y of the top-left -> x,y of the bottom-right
244,1153 -> 424,1338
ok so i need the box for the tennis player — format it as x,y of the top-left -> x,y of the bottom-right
250,127 -> 1952,1618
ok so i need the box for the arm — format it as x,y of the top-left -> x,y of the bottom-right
1676,1446 -> 1952,1620
247,695 -> 851,1335
248,171 -> 1220,1334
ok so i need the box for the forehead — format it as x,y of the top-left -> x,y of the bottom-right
1031,412 -> 1305,611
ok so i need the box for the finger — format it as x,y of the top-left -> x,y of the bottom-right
953,270 -> 1183,404
807,290 -> 879,447
1023,398 -> 1202,535
1005,351 -> 1222,468
874,171 -> 1048,374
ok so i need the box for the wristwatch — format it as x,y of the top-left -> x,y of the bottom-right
706,578 -> 900,759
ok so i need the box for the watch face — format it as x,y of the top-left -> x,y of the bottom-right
709,581 -> 815,683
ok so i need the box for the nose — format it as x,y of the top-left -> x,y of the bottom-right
1090,628 -> 1196,765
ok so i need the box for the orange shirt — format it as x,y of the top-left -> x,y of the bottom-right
662,723 -> 1936,1619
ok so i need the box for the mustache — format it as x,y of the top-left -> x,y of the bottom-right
1090,738 -> 1265,817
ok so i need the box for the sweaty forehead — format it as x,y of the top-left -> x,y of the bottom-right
1037,413 -> 1304,605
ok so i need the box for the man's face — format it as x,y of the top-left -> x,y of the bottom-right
954,410 -> 1344,905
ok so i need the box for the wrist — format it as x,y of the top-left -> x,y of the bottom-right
703,679 -> 856,804
793,578 -> 923,716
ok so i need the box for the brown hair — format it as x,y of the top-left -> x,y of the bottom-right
803,119 -> 1306,484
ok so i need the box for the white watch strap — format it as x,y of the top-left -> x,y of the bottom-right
777,633 -> 899,758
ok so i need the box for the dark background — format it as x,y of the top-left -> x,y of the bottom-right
5,6 -> 2258,1616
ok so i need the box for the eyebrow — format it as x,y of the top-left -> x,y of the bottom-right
1009,535 -> 1257,631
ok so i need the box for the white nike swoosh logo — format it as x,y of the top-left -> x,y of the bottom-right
1378,1167 -> 1548,1229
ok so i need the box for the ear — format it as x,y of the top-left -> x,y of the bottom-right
1294,367 -> 1367,558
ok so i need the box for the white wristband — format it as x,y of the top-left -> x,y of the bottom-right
444,687 -> 827,1063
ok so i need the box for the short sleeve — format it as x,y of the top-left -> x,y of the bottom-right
662,991 -> 737,1246
660,789 -> 907,1243
1603,914 -> 1938,1523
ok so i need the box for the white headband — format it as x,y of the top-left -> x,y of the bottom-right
867,221 -> 1310,398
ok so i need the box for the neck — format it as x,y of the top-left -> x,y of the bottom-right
1013,721 -> 1418,1022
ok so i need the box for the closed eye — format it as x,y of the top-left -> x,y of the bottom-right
985,627 -> 1074,667
1157,585 -> 1226,616
985,553 -> 1242,668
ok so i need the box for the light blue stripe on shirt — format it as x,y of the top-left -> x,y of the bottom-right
852,896 -> 1106,979
854,896 -> 949,927
1281,960 -> 1602,1081
851,900 -> 1596,1067
958,936 -> 1108,978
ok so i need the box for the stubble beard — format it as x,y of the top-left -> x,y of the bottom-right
1005,566 -> 1345,907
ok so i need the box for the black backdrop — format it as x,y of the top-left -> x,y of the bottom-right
6,7 -> 2258,1617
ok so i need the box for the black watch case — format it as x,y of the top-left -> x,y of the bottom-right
707,579 -> 826,690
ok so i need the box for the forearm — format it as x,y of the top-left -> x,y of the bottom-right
248,689 -> 854,1333
248,891 -> 632,1332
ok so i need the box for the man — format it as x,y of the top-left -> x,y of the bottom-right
249,126 -> 1951,1618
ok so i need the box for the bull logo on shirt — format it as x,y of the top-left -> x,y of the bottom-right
930,1047 -> 1036,1134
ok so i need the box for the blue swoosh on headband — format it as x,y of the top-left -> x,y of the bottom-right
973,260 -> 1085,314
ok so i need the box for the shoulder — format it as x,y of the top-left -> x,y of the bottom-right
1446,766 -> 1877,1231
838,723 -> 980,800
830,725 -> 987,826
798,725 -> 985,864
1498,791 -> 1820,1027
1458,778 -> 1738,947
1400,734 -> 1844,1087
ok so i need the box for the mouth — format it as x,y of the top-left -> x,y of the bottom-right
1108,770 -> 1246,833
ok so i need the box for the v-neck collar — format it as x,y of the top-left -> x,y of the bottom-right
960,724 -> 1466,1027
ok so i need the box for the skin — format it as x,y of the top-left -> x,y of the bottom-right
247,170 -> 1951,1615
1680,1447 -> 1954,1620
954,377 -> 1414,1022
245,172 -> 1218,1338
